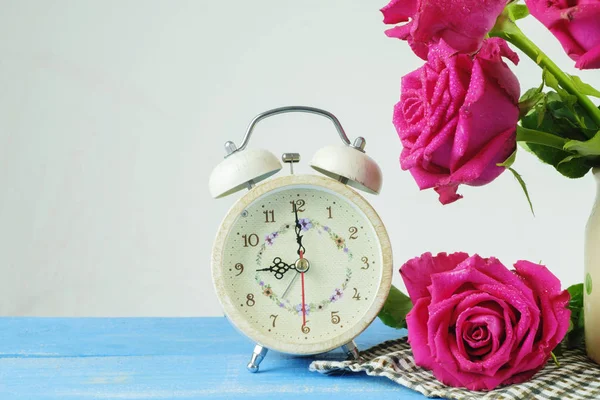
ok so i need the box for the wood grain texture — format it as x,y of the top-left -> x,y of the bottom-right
211,174 -> 393,355
0,317 -> 427,399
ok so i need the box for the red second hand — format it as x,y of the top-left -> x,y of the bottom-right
299,250 -> 306,327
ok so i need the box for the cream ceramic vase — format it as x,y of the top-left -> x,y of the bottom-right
585,168 -> 600,363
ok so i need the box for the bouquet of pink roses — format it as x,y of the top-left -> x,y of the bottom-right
377,0 -> 597,391
382,0 -> 600,206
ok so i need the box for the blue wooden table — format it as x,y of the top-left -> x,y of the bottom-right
0,317 -> 431,399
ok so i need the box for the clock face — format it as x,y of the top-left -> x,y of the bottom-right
212,175 -> 392,355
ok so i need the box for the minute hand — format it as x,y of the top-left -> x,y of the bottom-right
294,203 -> 306,256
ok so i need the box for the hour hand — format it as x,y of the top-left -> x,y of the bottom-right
256,257 -> 295,280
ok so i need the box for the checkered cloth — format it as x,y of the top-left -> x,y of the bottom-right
309,337 -> 600,400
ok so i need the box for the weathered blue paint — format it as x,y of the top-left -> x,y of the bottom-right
0,317 -> 431,399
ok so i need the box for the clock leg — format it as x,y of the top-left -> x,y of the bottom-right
247,344 -> 268,373
341,340 -> 361,360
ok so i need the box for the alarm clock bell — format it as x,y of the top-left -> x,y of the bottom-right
208,148 -> 282,199
209,106 -> 382,199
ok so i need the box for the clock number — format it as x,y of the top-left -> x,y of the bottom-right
349,226 -> 359,240
270,314 -> 278,328
246,294 -> 255,307
234,263 -> 244,276
326,206 -> 333,219
301,324 -> 310,334
263,210 -> 275,223
361,257 -> 369,270
352,288 -> 361,300
290,199 -> 306,213
242,234 -> 259,247
330,311 -> 341,325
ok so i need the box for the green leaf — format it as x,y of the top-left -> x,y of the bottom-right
569,75 -> 600,98
506,3 -> 530,21
564,132 -> 600,156
563,283 -> 585,349
378,285 -> 413,329
516,126 -> 568,149
543,70 -> 578,108
497,149 -> 517,168
536,94 -> 547,128
507,167 -> 534,216
519,92 -> 598,178
568,283 -> 583,309
519,86 -> 545,118
521,83 -> 544,103
518,141 -> 536,155
555,282 -> 585,355
557,154 -> 584,167
520,89 -> 541,104
543,68 -> 560,92
526,144 -> 591,178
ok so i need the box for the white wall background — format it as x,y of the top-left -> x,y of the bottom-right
0,0 -> 598,316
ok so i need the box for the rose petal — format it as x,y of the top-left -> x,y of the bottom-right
433,299 -> 515,389
475,38 -> 521,103
400,252 -> 470,301
475,258 -> 537,305
526,1 -> 600,69
380,0 -> 417,24
429,255 -> 510,303
406,298 -> 435,369
450,298 -> 514,376
442,125 -> 515,189
434,185 -> 463,204
478,283 -> 540,368
575,42 -> 600,69
513,261 -> 571,352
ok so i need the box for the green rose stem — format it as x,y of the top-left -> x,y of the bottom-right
490,18 -> 600,130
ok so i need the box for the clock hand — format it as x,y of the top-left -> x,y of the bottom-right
256,257 -> 295,280
281,267 -> 300,299
282,249 -> 312,299
300,250 -> 307,328
281,272 -> 298,299
293,203 -> 306,256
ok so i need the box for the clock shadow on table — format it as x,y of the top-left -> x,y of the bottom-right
255,349 -> 421,397
218,317 -> 429,398
244,323 -> 408,374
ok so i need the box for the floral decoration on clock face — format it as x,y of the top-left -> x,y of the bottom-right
221,185 -> 384,345
254,219 -> 353,315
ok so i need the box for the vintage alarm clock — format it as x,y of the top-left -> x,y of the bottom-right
209,106 -> 393,372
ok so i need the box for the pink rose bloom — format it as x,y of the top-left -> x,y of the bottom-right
381,0 -> 508,59
400,252 -> 570,391
394,38 -> 520,204
526,0 -> 600,70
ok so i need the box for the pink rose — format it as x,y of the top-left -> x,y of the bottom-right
525,0 -> 600,70
394,38 -> 520,204
401,252 -> 570,391
381,0 -> 508,59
